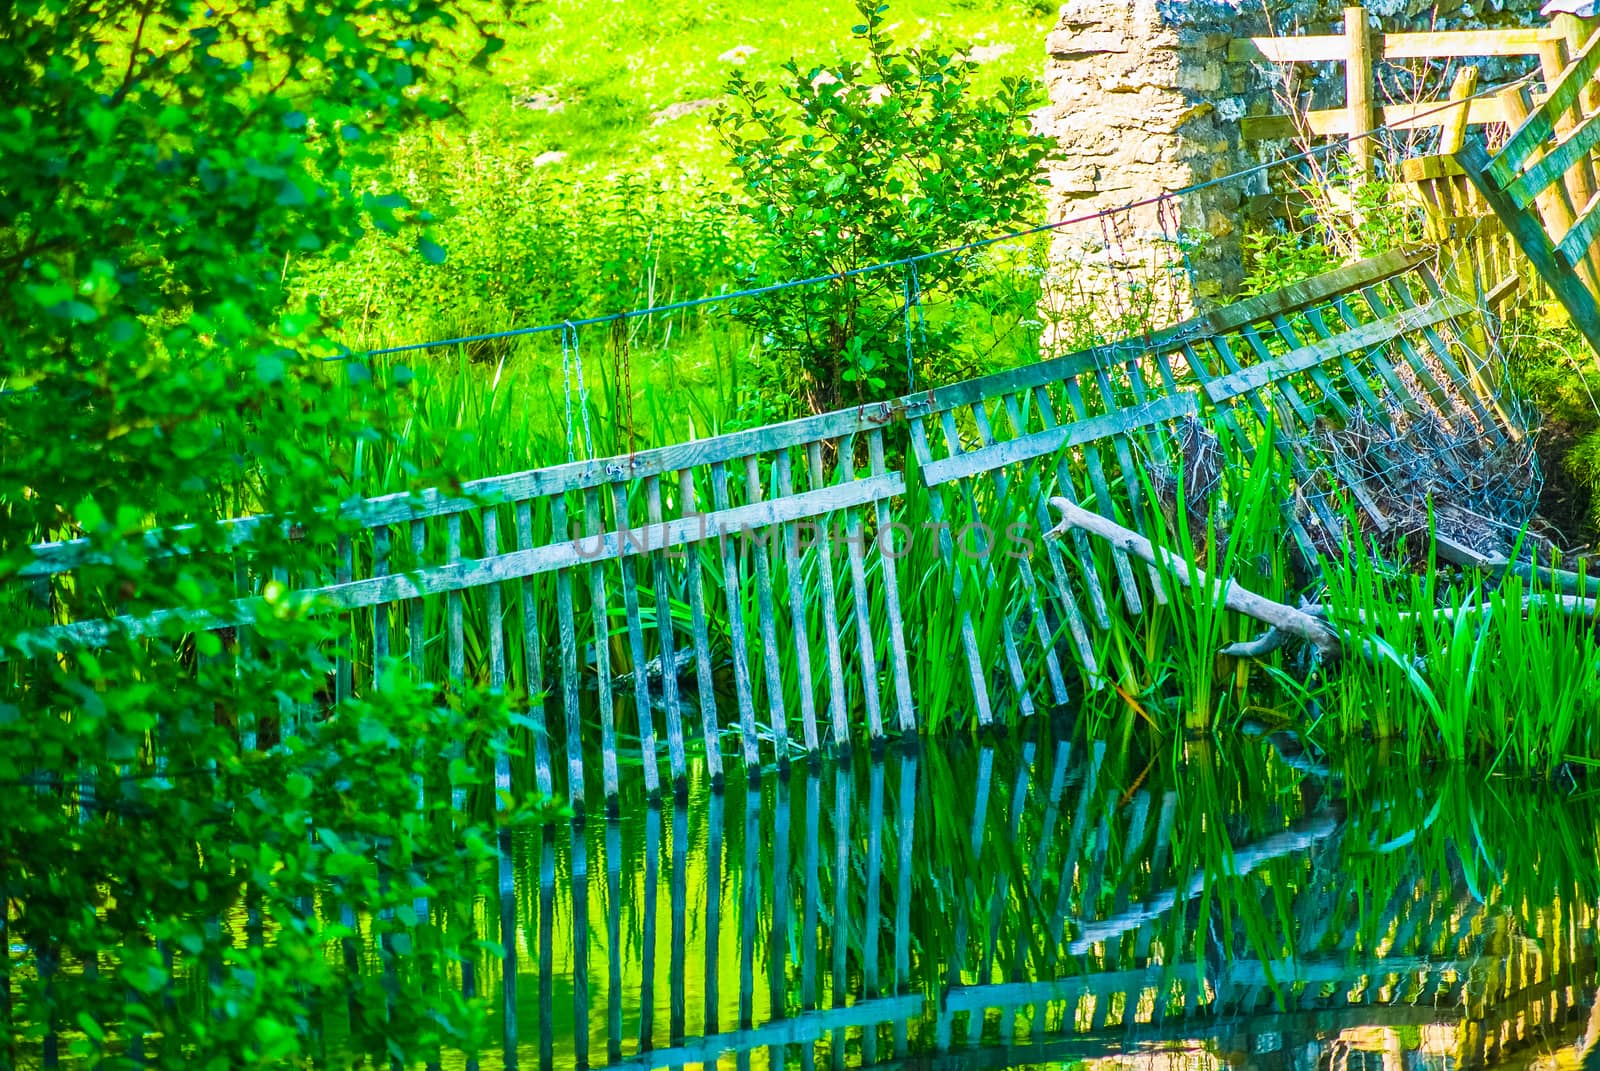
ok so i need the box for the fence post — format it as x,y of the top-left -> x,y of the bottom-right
1345,5 -> 1374,179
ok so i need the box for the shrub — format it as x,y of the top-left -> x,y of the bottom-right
713,0 -> 1054,414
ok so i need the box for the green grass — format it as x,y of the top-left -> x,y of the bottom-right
457,0 -> 1052,171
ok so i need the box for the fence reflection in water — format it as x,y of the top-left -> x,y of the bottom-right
430,737 -> 1598,1071
10,732 -> 1600,1069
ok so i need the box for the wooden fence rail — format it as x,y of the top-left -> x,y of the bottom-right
6,248 -> 1513,808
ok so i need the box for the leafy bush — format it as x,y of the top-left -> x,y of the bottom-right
713,0 -> 1053,414
0,1 -> 558,1065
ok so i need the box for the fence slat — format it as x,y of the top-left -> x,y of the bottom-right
483,510 -> 512,808
644,476 -> 688,790
709,461 -> 760,772
805,440 -> 854,751
743,453 -> 791,763
335,535 -> 353,704
1031,386 -> 1113,630
773,451 -> 821,752
371,528 -> 390,684
611,482 -> 661,798
868,430 -> 916,733
1059,376 -> 1143,616
551,494 -> 586,811
678,469 -> 726,785
584,487 -> 621,805
514,500 -> 554,797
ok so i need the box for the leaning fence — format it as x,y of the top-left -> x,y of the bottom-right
7,246 -> 1522,809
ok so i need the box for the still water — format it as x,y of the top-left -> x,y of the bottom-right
387,727 -> 1600,1071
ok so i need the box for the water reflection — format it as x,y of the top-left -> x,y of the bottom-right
459,734 -> 1600,1071
15,729 -> 1597,1069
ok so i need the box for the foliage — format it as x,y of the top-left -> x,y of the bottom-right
297,153 -> 752,358
712,0 -> 1053,413
1504,309 -> 1600,537
1243,157 -> 1424,297
0,0 -> 563,1066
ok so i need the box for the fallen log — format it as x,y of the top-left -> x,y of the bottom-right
1045,497 -> 1344,659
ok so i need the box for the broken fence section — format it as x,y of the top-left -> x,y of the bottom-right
1457,25 -> 1600,356
10,247 -> 1521,804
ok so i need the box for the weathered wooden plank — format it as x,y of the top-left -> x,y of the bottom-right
1346,6 -> 1375,177
920,394 -> 1198,486
335,534 -> 353,704
447,513 -> 466,688
371,526 -> 391,680
584,488 -> 621,804
641,477 -> 685,790
1505,109 -> 1600,210
611,482 -> 661,798
514,500 -> 554,798
483,510 -> 507,692
1492,28 -> 1600,185
805,440 -> 853,751
677,469 -> 725,785
9,478 -> 914,656
868,430 -> 916,732
551,494 -> 586,811
709,461 -> 760,772
407,520 -> 426,674
1242,97 -> 1510,141
772,451 -> 820,752
1228,27 -> 1548,63
1556,189 -> 1600,266
742,453 -> 791,762
1203,297 -> 1474,402
446,514 -> 469,815
483,509 -> 513,808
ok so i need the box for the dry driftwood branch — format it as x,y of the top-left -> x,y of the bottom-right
1046,498 -> 1344,659
1221,627 -> 1288,658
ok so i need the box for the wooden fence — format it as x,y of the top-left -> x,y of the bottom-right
9,249 -> 1514,808
1457,27 -> 1600,357
1232,9 -> 1593,176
